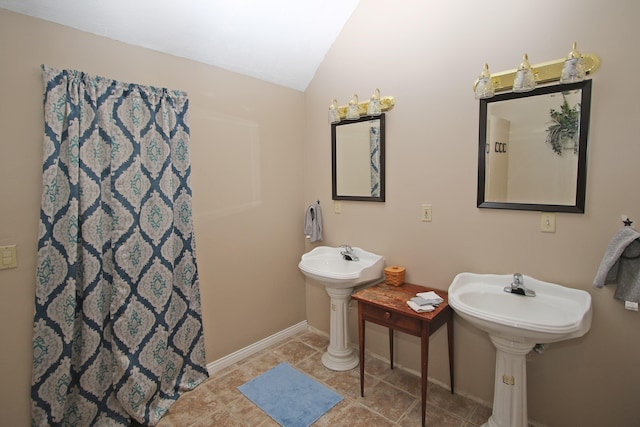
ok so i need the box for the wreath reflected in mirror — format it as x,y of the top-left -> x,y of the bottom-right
546,94 -> 580,155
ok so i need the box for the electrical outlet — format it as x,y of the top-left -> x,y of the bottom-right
540,213 -> 556,233
421,204 -> 432,222
334,201 -> 341,214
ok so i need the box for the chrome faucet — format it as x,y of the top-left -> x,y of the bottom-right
340,244 -> 359,261
504,273 -> 536,296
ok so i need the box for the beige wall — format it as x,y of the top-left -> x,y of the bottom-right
0,9 -> 306,426
3,1 -> 640,426
304,1 -> 640,427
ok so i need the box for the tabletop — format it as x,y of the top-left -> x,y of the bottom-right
351,283 -> 450,320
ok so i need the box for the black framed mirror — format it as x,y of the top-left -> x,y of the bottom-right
478,80 -> 592,213
332,114 -> 385,202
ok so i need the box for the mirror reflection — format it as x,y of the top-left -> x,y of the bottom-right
332,114 -> 385,202
478,80 -> 592,213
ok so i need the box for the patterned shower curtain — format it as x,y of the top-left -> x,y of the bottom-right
31,66 -> 208,426
369,125 -> 381,197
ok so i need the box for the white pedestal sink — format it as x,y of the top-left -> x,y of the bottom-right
299,246 -> 384,371
448,273 -> 592,427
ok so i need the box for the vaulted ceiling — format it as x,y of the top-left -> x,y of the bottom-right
0,0 -> 360,91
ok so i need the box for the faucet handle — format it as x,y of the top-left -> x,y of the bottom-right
512,273 -> 523,287
340,244 -> 353,253
506,273 -> 535,296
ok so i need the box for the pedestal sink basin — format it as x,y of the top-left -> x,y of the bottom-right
299,246 -> 384,370
298,246 -> 385,289
448,272 -> 592,427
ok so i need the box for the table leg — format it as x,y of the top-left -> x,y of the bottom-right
389,328 -> 394,369
358,303 -> 365,397
447,313 -> 454,394
421,324 -> 430,427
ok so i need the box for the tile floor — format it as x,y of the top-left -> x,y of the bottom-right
156,329 -> 492,427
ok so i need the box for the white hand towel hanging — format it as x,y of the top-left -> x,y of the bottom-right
304,201 -> 323,242
594,226 -> 640,303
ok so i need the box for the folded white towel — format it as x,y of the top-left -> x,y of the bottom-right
410,296 -> 434,306
416,291 -> 443,304
407,300 -> 435,313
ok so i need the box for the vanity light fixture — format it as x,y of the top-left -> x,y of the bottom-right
475,64 -> 495,99
560,41 -> 586,84
512,54 -> 536,92
346,94 -> 360,120
472,43 -> 600,96
366,88 -> 382,116
328,98 -> 341,124
328,90 -> 396,122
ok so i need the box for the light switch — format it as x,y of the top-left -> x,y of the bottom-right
540,213 -> 556,233
421,204 -> 432,222
0,245 -> 17,270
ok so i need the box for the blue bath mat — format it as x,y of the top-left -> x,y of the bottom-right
238,362 -> 343,427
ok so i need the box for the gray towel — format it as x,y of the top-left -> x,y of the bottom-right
594,227 -> 640,303
304,202 -> 323,242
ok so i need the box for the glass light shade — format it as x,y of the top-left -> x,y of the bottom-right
367,98 -> 381,116
367,88 -> 382,115
346,94 -> 360,120
513,54 -> 536,92
475,64 -> 495,99
560,42 -> 586,83
328,98 -> 340,124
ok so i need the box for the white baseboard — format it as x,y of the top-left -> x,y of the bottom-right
206,320 -> 309,375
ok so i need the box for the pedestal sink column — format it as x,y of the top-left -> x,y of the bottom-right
321,287 -> 359,371
484,336 -> 535,427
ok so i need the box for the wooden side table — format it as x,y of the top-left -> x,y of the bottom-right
351,283 -> 454,427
